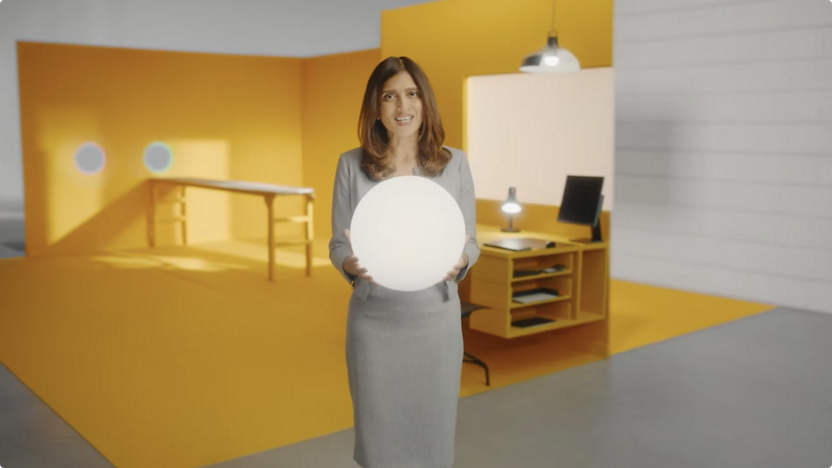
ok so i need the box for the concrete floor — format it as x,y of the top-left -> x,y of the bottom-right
1,307 -> 830,468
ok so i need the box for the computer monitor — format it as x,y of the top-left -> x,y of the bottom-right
557,175 -> 604,243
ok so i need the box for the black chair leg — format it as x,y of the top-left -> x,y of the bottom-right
463,352 -> 490,386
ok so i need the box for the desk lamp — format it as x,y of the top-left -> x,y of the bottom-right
501,187 -> 522,232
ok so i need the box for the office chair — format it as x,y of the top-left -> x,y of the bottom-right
460,300 -> 491,386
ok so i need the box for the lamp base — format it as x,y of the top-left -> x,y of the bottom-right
501,227 -> 521,233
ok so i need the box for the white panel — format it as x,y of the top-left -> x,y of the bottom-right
616,60 -> 832,96
616,122 -> 832,155
615,150 -> 832,186
610,252 -> 831,314
616,28 -> 832,69
613,0 -> 831,311
616,1 -> 832,43
614,174 -> 832,219
612,227 -> 832,283
0,0 -> 433,57
616,0 -> 762,17
617,92 -> 832,123
467,68 -> 615,210
611,202 -> 832,251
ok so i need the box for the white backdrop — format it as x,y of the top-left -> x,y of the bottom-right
466,68 -> 615,211
613,0 -> 832,314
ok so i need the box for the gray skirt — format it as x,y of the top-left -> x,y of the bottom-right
346,281 -> 463,468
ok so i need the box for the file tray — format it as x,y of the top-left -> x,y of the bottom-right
512,316 -> 555,328
512,287 -> 560,304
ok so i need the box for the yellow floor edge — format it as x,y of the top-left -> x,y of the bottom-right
609,279 -> 774,355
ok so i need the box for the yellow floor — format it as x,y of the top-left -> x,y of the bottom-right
0,239 -> 773,468
609,280 -> 773,355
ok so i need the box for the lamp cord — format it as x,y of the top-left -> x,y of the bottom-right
550,0 -> 556,35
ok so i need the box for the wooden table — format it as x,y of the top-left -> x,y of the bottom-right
147,177 -> 315,281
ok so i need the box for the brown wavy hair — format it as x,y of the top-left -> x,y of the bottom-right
357,56 -> 451,180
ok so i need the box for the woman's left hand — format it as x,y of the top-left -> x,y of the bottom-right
442,235 -> 471,283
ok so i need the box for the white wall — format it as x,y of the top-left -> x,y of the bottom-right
0,0 -> 436,215
466,69 -> 615,211
613,0 -> 832,314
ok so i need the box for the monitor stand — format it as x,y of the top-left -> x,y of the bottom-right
570,195 -> 604,243
571,221 -> 603,243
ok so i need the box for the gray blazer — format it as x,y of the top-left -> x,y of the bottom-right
329,146 -> 480,302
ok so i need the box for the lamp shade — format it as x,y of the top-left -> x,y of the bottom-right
350,176 -> 466,292
520,35 -> 580,73
501,187 -> 522,214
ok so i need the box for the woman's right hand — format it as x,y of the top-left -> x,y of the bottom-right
343,229 -> 379,286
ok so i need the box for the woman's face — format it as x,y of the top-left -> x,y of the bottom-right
378,71 -> 423,140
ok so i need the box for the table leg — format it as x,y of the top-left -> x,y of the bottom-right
266,195 -> 275,281
180,186 -> 188,246
148,181 -> 156,247
305,195 -> 313,276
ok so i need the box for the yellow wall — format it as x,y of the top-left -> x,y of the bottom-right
381,0 -> 613,150
301,49 -> 381,239
18,42 -> 304,257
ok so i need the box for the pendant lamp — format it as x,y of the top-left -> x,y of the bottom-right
519,0 -> 580,73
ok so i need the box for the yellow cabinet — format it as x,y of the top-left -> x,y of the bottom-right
468,226 -> 609,341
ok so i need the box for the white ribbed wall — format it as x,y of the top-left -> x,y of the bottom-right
613,0 -> 832,313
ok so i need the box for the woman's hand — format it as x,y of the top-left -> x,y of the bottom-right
343,229 -> 379,286
442,235 -> 471,283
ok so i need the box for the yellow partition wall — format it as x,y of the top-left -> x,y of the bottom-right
18,42 -> 304,258
379,0 -> 614,357
301,49 -> 381,239
381,0 -> 613,150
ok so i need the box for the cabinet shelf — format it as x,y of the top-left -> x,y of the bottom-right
510,295 -> 572,309
506,312 -> 605,338
508,317 -> 578,337
511,269 -> 573,282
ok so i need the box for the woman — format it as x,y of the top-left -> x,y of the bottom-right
328,56 -> 479,468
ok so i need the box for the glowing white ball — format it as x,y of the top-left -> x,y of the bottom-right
350,176 -> 466,292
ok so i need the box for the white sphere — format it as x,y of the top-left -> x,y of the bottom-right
351,176 -> 466,292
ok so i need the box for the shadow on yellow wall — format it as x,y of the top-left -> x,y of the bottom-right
301,49 -> 382,239
19,43 -> 304,257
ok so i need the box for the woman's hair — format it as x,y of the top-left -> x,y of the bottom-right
358,56 -> 451,180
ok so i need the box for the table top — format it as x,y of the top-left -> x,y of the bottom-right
151,177 -> 314,196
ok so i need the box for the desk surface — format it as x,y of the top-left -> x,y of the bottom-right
151,177 -> 314,196
475,224 -> 608,256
